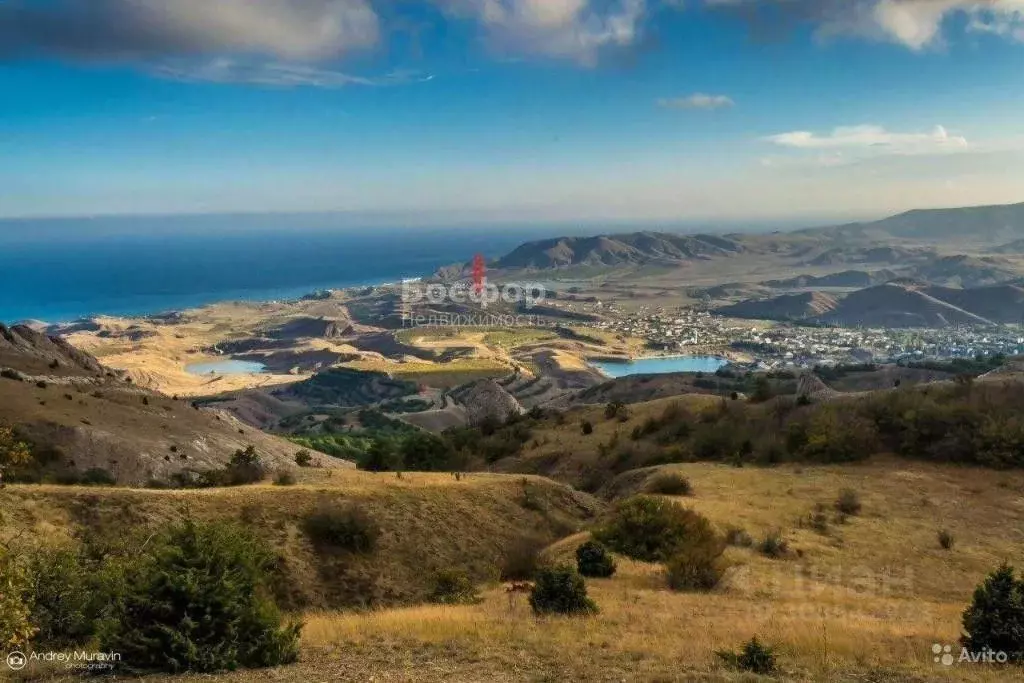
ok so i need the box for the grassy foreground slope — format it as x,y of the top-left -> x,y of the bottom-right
26,459 -> 1021,683
1,470 -> 599,611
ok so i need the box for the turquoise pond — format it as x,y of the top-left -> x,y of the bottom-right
590,355 -> 728,378
185,359 -> 268,375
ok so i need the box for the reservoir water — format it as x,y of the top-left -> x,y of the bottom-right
590,355 -> 728,378
185,359 -> 268,376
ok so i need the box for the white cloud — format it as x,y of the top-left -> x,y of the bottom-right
435,0 -> 647,63
657,93 -> 735,109
702,0 -> 1024,50
764,124 -> 969,153
0,0 -> 380,61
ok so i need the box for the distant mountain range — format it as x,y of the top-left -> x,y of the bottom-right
717,282 -> 1024,328
476,201 -> 1024,275
799,202 -> 1024,244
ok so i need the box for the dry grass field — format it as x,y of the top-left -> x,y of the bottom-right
15,459 -> 1023,682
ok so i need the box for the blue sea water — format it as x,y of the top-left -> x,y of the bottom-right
591,356 -> 728,378
0,216 -> 570,324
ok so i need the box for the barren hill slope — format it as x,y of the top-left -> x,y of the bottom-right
715,291 -> 839,321
815,283 -> 994,327
0,324 -> 346,484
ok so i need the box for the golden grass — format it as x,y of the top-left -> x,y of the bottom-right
18,459 -> 1024,682
286,459 -> 1023,682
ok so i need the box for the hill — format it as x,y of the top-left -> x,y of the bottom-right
761,269 -> 896,289
0,323 -> 345,485
715,291 -> 839,321
802,201 -> 1024,244
1,471 -> 599,613
492,232 -> 744,270
717,281 -> 1022,327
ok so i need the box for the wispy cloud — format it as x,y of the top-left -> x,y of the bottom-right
150,59 -> 433,88
657,93 -> 734,110
764,124 -> 968,152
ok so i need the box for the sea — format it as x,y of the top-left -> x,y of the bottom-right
0,215 -> 583,325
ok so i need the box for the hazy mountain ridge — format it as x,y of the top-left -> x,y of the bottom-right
718,282 -> 1024,327
492,232 -> 744,270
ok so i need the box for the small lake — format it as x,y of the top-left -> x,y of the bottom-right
185,359 -> 268,376
590,355 -> 728,378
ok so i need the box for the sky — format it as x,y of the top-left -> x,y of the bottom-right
1,0 -> 1024,226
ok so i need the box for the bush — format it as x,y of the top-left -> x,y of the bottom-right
303,503 -> 379,553
97,519 -> 301,674
529,565 -> 597,616
594,495 -> 722,564
758,530 -> 790,559
604,401 -> 627,421
939,529 -> 955,550
500,535 -> 546,581
581,420 -> 594,435
643,471 -> 692,496
835,488 -> 862,516
222,445 -> 266,485
0,545 -> 35,650
717,637 -> 779,675
25,546 -> 95,648
294,450 -> 313,467
724,525 -> 753,548
666,543 -> 726,591
575,541 -> 616,578
274,471 -> 296,486
961,563 -> 1024,663
428,569 -> 481,605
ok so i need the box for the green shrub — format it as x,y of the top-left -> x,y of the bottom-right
939,529 -> 955,550
835,488 -> 862,516
581,420 -> 594,435
0,545 -> 35,650
25,546 -> 95,648
717,637 -> 779,675
575,541 -> 616,578
303,503 -> 379,553
961,563 -> 1024,663
222,445 -> 266,485
758,530 -> 790,559
428,569 -> 481,605
643,471 -> 692,496
665,543 -> 726,591
97,519 -> 301,674
294,450 -> 313,467
529,565 -> 597,616
594,495 -> 722,564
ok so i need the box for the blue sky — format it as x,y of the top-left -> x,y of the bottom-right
1,0 -> 1023,225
